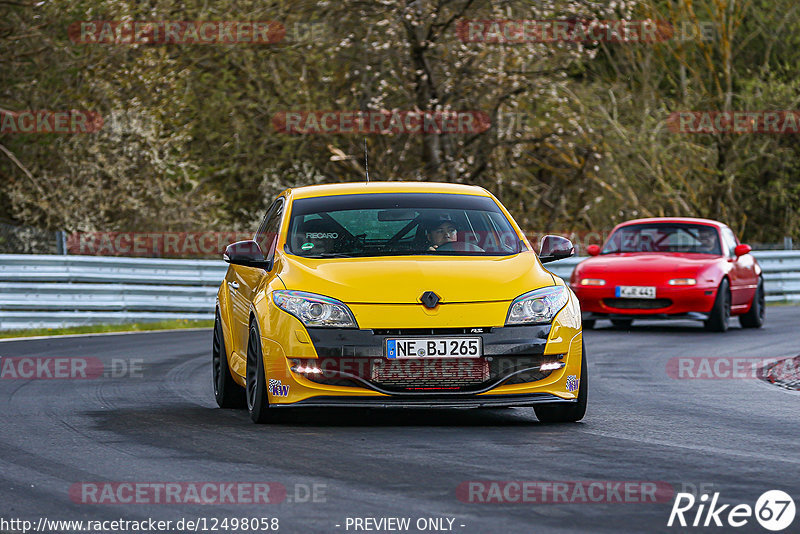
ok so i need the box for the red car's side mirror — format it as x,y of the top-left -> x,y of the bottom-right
734,243 -> 752,257
586,244 -> 601,256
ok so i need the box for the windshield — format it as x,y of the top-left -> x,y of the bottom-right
285,193 -> 522,258
602,223 -> 722,255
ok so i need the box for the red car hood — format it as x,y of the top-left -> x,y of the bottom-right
574,252 -> 721,284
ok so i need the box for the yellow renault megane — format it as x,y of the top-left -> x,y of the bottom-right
213,182 -> 586,423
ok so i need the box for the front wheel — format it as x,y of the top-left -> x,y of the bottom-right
246,321 -> 271,423
704,279 -> 730,332
534,342 -> 588,423
610,318 -> 633,329
212,311 -> 246,409
739,277 -> 765,329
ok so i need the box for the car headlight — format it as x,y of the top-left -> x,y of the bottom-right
272,290 -> 358,328
668,278 -> 697,286
506,286 -> 570,325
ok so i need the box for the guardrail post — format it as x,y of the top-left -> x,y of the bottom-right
56,231 -> 68,255
785,237 -> 794,250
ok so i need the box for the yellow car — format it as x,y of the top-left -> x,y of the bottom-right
213,182 -> 586,423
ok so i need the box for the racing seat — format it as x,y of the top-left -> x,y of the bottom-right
293,217 -> 340,255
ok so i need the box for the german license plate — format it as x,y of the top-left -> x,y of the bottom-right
616,286 -> 656,299
386,337 -> 482,359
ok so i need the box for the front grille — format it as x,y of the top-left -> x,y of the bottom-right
603,298 -> 672,310
371,358 -> 489,390
292,355 -> 560,393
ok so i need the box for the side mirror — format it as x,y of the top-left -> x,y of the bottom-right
586,244 -> 601,256
224,240 -> 270,269
539,235 -> 575,264
734,243 -> 751,257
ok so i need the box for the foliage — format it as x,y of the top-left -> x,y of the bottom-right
1,0 -> 798,243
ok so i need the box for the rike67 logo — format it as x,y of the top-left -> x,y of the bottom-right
668,490 -> 795,531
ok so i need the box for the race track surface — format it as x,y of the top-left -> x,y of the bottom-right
1,310 -> 798,534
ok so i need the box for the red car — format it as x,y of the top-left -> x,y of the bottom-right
570,217 -> 764,332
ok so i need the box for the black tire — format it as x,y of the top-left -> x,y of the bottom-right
705,278 -> 731,332
534,342 -> 588,423
610,318 -> 633,329
212,311 -> 246,409
246,321 -> 271,423
739,277 -> 765,329
582,319 -> 595,330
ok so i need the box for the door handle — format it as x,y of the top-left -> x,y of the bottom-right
228,281 -> 239,290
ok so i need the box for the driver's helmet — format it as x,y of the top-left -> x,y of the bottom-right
696,228 -> 717,252
421,213 -> 460,233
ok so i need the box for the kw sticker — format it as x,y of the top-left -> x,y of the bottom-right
268,379 -> 289,397
566,375 -> 579,393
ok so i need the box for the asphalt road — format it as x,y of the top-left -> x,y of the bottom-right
1,310 -> 798,534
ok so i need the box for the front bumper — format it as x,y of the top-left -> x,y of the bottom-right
307,325 -> 551,358
261,322 -> 584,406
574,285 -> 717,318
582,311 -> 709,322
297,325 -> 557,394
272,392 -> 575,409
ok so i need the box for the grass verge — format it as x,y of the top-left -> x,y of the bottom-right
0,319 -> 214,340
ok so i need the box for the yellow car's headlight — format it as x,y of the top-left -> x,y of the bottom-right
273,290 -> 358,328
506,286 -> 569,325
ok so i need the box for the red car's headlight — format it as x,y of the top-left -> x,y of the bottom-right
579,278 -> 606,286
668,278 -> 697,286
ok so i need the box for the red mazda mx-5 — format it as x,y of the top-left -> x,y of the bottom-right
570,217 -> 764,332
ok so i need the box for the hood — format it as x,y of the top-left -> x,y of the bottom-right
574,252 -> 720,278
275,252 -> 555,304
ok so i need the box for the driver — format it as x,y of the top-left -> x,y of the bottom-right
423,214 -> 458,251
696,228 -> 719,253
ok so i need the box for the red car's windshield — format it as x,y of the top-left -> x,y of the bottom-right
602,223 -> 722,255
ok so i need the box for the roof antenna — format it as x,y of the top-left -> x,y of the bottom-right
363,137 -> 370,182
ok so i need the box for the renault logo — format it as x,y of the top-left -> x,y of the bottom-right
420,291 -> 440,309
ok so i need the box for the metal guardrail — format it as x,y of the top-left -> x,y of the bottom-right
0,251 -> 798,330
0,255 -> 226,330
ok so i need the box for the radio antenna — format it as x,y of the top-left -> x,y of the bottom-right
363,138 -> 370,182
